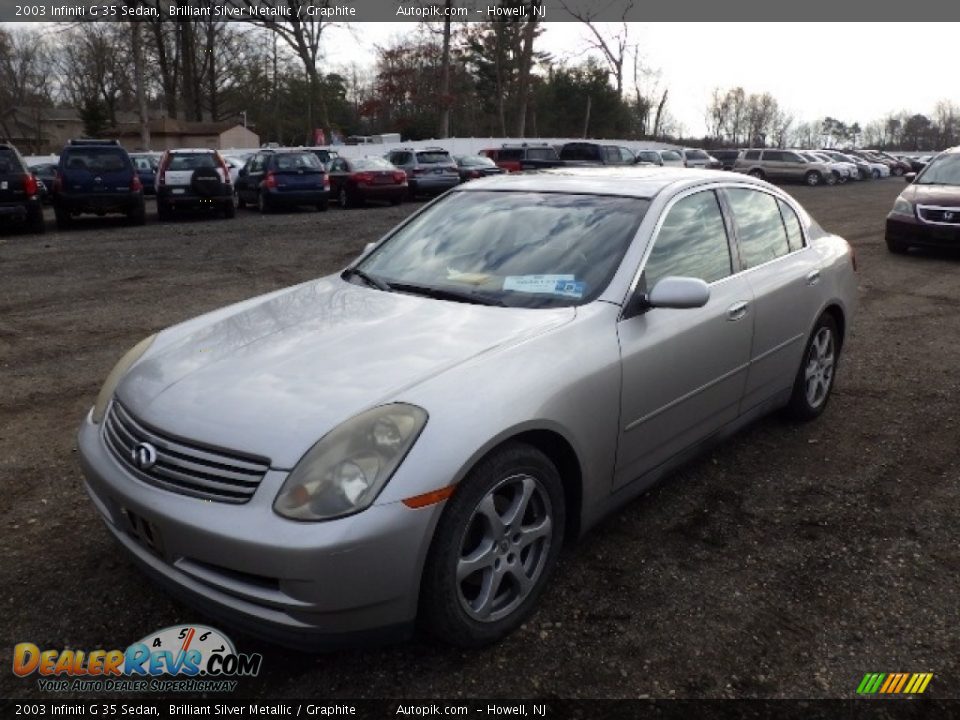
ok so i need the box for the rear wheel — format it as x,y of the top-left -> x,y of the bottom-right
27,208 -> 45,234
54,205 -> 71,231
786,314 -> 840,421
872,169 -> 880,179
235,190 -> 246,209
257,191 -> 272,214
338,187 -> 352,209
420,442 -> 565,648
892,166 -> 904,177
128,199 -> 146,226
805,170 -> 823,187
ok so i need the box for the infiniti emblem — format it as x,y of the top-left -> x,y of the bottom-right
132,442 -> 157,470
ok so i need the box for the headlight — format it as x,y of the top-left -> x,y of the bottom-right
891,196 -> 914,217
274,404 -> 428,521
91,334 -> 156,424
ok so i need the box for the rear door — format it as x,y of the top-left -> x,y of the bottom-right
61,147 -> 132,195
270,152 -> 325,193
721,187 -> 821,412
615,188 -> 754,488
0,146 -> 28,203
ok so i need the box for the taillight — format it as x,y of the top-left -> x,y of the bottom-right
217,155 -> 231,185
23,174 -> 38,197
323,174 -> 330,190
355,172 -> 374,184
131,174 -> 142,192
393,172 -> 405,183
265,172 -> 278,189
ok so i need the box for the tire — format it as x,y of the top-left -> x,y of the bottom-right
223,198 -> 236,219
156,202 -> 171,222
390,195 -> 402,206
27,209 -> 45,235
748,169 -> 765,180
892,166 -> 904,177
886,236 -> 909,254
836,173 -> 847,184
54,205 -> 71,231
805,171 -> 823,187
872,169 -> 880,180
236,191 -> 246,209
786,314 -> 841,421
316,199 -> 328,212
419,442 -> 565,648
257,191 -> 272,214
128,200 -> 146,226
338,187 -> 351,209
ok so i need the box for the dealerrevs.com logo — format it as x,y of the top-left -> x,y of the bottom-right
12,625 -> 262,693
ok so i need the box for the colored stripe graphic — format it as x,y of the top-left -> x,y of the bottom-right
857,672 -> 932,694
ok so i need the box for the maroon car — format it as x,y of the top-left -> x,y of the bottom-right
327,156 -> 407,208
885,149 -> 959,253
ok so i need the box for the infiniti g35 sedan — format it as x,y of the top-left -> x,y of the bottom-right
78,168 -> 857,649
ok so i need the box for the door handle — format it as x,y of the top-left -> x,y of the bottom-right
727,301 -> 749,321
806,269 -> 821,285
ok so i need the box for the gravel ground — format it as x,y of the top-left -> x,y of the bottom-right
2,179 -> 958,700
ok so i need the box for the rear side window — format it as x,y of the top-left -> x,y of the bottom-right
644,190 -> 732,289
417,151 -> 451,164
526,148 -> 556,161
63,148 -> 129,172
726,188 -> 790,268
778,199 -> 804,252
744,150 -> 761,160
560,144 -> 594,161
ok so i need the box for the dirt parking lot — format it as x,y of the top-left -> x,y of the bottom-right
2,178 -> 959,699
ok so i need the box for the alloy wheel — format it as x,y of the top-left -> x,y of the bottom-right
456,474 -> 553,623
804,326 -> 835,409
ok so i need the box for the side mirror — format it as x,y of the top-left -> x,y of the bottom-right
648,276 -> 710,309
622,276 -> 710,319
905,172 -> 916,183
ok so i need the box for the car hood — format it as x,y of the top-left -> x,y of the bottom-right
903,183 -> 960,206
117,276 -> 574,468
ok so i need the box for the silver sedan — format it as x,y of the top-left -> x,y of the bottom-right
78,168 -> 857,648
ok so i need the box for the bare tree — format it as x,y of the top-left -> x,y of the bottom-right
514,0 -> 542,136
559,0 -> 634,97
130,22 -> 151,149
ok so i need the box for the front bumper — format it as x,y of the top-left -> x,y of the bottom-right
77,410 -> 437,648
886,213 -> 960,248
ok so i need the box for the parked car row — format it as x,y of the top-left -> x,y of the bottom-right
731,148 -> 899,186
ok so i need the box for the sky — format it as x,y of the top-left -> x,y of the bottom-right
320,21 -> 957,137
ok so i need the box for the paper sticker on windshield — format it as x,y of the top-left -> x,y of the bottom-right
553,279 -> 585,298
503,274 -> 575,295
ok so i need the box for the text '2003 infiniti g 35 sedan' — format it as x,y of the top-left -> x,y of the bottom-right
78,167 -> 857,649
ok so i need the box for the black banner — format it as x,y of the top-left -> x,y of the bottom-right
0,699 -> 954,720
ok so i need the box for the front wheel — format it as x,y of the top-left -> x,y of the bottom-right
257,191 -> 272,214
886,236 -> 909,254
786,314 -> 840,421
419,442 -> 565,648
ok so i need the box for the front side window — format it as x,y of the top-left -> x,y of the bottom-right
762,150 -> 785,162
725,188 -> 790,268
358,191 -> 649,308
643,190 -> 732,289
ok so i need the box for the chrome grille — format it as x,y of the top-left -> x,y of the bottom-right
917,205 -> 960,225
103,402 -> 270,504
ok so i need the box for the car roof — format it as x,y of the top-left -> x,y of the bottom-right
456,166 -> 770,198
166,148 -> 221,154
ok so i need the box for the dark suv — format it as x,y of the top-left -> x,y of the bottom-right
53,139 -> 145,229
0,143 -> 45,234
558,142 -> 637,165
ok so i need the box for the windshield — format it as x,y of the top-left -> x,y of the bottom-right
63,148 -> 129,173
356,190 -> 648,308
916,154 -> 960,185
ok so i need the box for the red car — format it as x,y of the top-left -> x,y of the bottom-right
326,156 -> 407,208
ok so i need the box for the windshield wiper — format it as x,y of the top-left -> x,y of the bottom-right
389,281 -> 506,307
342,267 -> 391,292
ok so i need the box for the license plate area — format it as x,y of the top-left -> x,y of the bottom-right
123,508 -> 164,557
